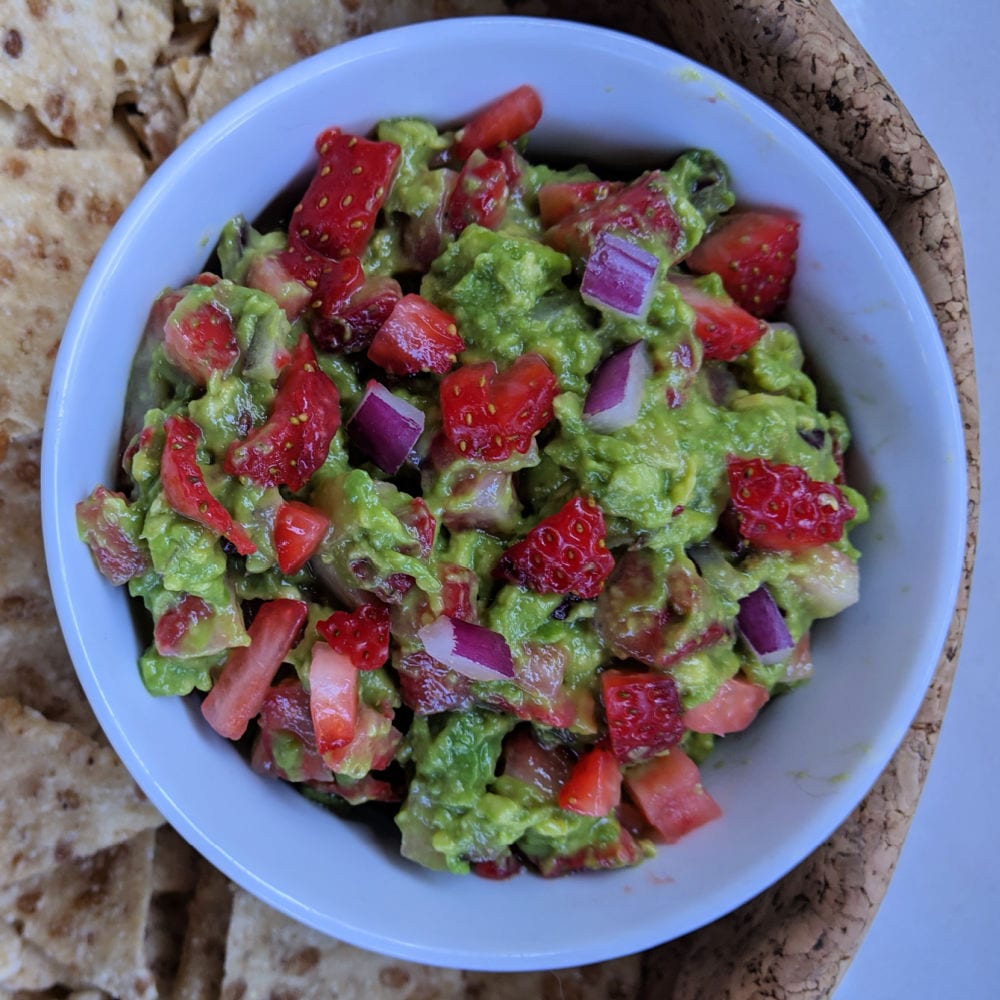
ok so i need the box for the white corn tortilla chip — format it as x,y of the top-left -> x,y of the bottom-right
0,698 -> 162,888
0,147 -> 146,436
0,831 -> 158,1000
0,0 -> 172,144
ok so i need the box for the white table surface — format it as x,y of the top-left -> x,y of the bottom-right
827,1 -> 1000,997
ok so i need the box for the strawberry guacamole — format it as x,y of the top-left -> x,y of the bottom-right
78,85 -> 867,878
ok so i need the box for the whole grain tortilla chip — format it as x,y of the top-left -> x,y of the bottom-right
172,859 -> 232,1000
0,831 -> 157,1000
0,433 -> 101,737
0,698 -> 161,887
152,826 -> 199,896
0,0 -> 172,145
0,148 -> 146,436
221,887 -> 466,999
0,923 -> 22,982
179,0 -> 354,141
0,936 -> 69,993
462,958 -> 645,999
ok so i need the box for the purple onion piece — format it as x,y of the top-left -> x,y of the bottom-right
346,380 -> 425,475
418,615 -> 515,682
580,232 -> 659,319
582,341 -> 651,433
736,584 -> 795,664
798,428 -> 826,449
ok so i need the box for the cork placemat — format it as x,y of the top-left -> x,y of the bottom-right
0,1 -> 977,997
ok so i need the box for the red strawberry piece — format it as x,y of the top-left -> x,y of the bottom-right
288,128 -> 400,260
537,179 -> 623,228
367,293 -> 465,375
495,495 -> 614,600
686,211 -> 799,318
160,414 -> 256,555
314,275 -> 402,354
557,745 -> 622,816
163,298 -> 239,386
673,275 -> 767,361
316,603 -> 391,671
446,150 -> 509,233
600,669 -> 685,766
244,251 -> 313,321
452,84 -> 542,161
76,485 -> 150,585
439,353 -> 558,462
543,171 -> 683,261
224,350 -> 340,492
273,499 -> 330,575
727,455 -> 856,551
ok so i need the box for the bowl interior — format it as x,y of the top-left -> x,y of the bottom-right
41,16 -> 966,971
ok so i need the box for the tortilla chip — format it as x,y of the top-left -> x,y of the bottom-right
0,0 -> 172,144
145,885 -> 193,996
0,831 -> 157,1000
0,923 -> 22,983
221,887 -> 465,999
0,432 -> 99,736
152,827 -> 199,896
126,64 -> 188,164
179,0 -> 354,141
0,936 -> 69,993
172,860 -> 232,1000
0,698 -> 162,888
462,959 -> 645,998
0,148 -> 146,436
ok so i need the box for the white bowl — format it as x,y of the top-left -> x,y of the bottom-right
41,16 -> 966,971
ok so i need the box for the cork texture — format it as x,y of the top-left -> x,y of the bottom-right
525,1 -> 978,996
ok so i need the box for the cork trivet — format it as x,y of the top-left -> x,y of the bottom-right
523,1 -> 978,996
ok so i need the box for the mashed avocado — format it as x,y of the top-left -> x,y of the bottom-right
77,92 -> 867,879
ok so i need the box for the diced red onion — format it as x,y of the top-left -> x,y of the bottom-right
736,584 -> 795,664
582,341 -> 650,433
580,232 -> 659,319
417,615 -> 515,682
346,379 -> 425,475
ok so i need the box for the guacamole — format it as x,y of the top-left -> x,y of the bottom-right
78,86 -> 867,878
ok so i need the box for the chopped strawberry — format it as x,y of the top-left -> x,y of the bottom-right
367,294 -> 465,375
727,456 -> 856,551
244,251 -> 313,321
600,669 -> 685,765
558,745 -> 622,817
682,675 -> 770,736
273,500 -> 330,575
397,497 -> 437,557
624,748 -> 722,844
254,679 -> 333,783
316,603 -> 391,671
160,414 -> 256,555
76,485 -> 150,585
471,854 -> 523,880
163,298 -> 239,386
543,171 -> 683,261
537,180 -> 623,228
288,129 -> 400,260
439,353 -> 558,462
534,825 -> 645,877
308,641 -> 359,757
452,84 -> 542,161
314,275 -> 402,354
396,650 -> 474,715
153,594 -> 213,657
495,496 -> 614,600
224,350 -> 340,492
501,726 -> 574,800
673,275 -> 767,361
686,211 -> 799,318
200,598 -> 308,741
446,150 -> 509,233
